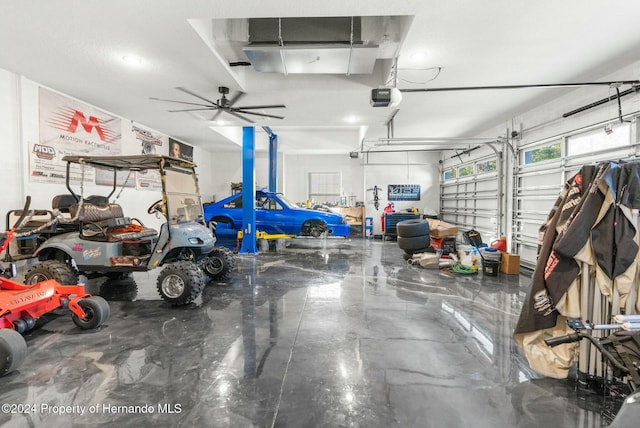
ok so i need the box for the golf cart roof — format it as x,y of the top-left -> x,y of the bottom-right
61,155 -> 196,171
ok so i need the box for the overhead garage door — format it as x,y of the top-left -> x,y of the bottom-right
440,151 -> 501,243
513,120 -> 636,269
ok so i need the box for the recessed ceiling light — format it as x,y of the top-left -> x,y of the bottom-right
410,52 -> 427,62
345,115 -> 358,123
122,55 -> 143,67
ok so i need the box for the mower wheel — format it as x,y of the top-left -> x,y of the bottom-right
203,247 -> 236,281
24,260 -> 78,285
156,261 -> 204,305
71,296 -> 110,330
0,329 -> 27,377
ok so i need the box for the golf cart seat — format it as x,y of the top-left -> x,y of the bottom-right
69,202 -> 157,242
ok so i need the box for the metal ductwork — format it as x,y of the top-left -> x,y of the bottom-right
243,17 -> 379,75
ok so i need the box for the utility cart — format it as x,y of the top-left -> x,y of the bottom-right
5,155 -> 235,306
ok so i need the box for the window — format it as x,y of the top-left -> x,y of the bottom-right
476,159 -> 497,174
444,169 -> 456,180
567,122 -> 630,156
524,142 -> 561,165
458,165 -> 474,177
309,172 -> 341,204
257,196 -> 283,210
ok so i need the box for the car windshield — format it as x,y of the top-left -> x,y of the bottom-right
164,168 -> 204,225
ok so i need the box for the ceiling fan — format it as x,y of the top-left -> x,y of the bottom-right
151,86 -> 286,124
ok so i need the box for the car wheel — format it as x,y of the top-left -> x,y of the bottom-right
397,235 -> 431,251
303,220 -> 326,237
396,219 -> 430,238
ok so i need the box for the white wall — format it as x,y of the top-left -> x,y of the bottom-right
205,150 -> 284,203
363,151 -> 440,235
0,69 -> 23,220
282,153 -> 365,204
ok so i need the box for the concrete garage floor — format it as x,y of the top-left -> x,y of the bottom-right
0,238 -> 622,427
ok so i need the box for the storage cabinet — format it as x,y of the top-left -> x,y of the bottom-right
382,212 -> 420,239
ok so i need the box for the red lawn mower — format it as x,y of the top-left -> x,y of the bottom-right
0,197 -> 109,376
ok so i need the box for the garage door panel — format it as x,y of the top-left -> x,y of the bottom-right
440,157 -> 500,243
514,121 -> 636,267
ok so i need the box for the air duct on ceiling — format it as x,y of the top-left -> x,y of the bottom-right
242,17 -> 379,75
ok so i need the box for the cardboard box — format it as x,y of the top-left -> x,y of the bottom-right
427,219 -> 459,238
500,252 -> 520,275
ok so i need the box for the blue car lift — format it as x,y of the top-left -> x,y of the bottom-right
239,126 -> 258,254
239,126 -> 281,254
263,126 -> 278,192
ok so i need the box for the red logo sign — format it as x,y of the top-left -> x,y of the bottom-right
48,107 -> 117,142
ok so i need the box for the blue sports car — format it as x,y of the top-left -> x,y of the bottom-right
203,191 -> 350,237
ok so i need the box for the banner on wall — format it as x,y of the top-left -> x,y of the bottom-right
129,124 -> 165,191
33,87 -> 122,184
169,138 -> 193,162
131,124 -> 166,156
388,184 -> 421,201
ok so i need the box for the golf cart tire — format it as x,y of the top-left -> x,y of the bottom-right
203,247 -> 236,281
24,260 -> 78,285
156,261 -> 204,306
0,329 -> 28,377
71,296 -> 110,330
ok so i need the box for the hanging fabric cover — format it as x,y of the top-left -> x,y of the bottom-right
515,161 -> 640,378
513,165 -> 598,378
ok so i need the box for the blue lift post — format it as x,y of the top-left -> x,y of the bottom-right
239,126 -> 258,254
263,126 -> 278,192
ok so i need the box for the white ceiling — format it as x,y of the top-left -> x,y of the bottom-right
2,0 -> 640,155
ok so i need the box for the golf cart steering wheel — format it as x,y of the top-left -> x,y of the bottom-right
148,200 -> 163,215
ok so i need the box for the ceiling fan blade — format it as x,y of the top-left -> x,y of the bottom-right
234,109 -> 285,120
234,104 -> 286,110
167,107 -> 218,112
175,87 -> 218,105
227,91 -> 246,107
150,97 -> 213,108
210,110 -> 223,121
223,109 -> 255,124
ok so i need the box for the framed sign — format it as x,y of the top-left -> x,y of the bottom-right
169,138 -> 193,162
388,184 -> 420,201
